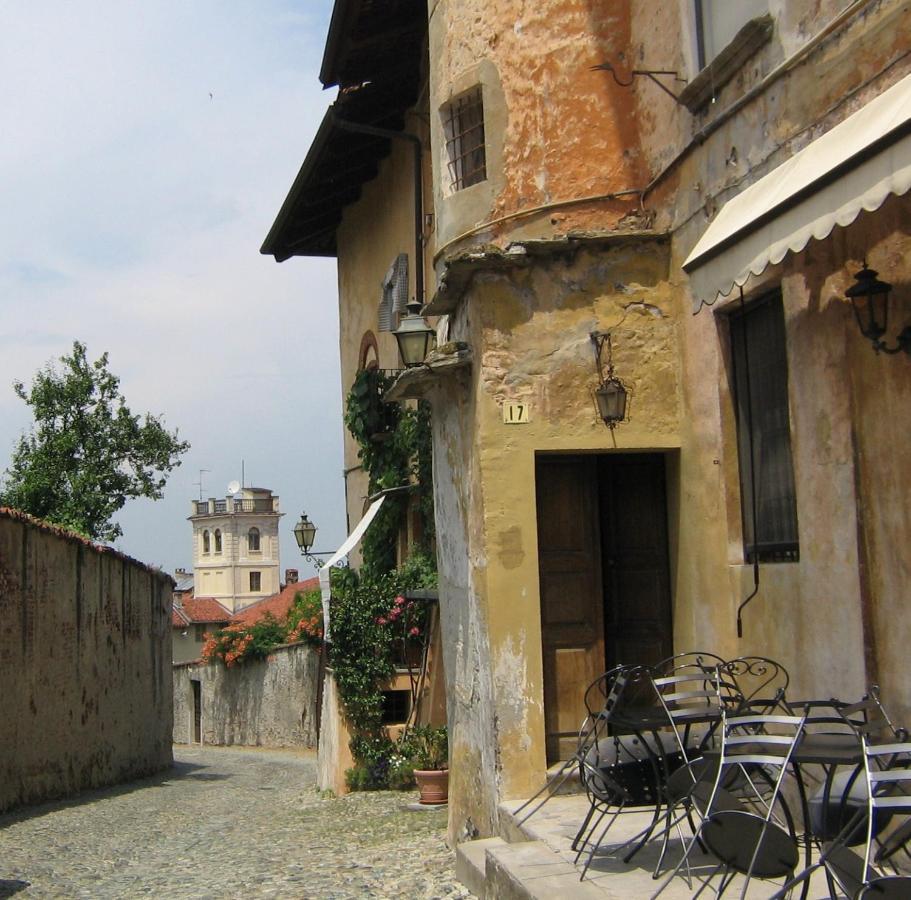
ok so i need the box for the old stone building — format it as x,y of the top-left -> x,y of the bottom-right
264,0 -> 911,843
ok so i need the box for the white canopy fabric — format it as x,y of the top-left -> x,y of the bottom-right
684,72 -> 911,311
317,494 -> 386,641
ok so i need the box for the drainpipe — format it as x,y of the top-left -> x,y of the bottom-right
331,114 -> 424,307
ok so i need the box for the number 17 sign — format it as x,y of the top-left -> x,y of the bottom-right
502,402 -> 530,424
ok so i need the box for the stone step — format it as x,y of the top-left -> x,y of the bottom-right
456,837 -> 506,899
484,840 -> 606,900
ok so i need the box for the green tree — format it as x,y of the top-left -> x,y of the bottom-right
0,341 -> 189,541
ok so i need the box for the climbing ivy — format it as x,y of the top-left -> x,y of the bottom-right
334,369 -> 438,788
343,369 -> 434,575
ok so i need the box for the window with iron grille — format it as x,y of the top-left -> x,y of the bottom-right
443,87 -> 486,191
730,291 -> 799,563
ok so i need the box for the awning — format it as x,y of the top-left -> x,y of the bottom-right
684,72 -> 911,311
317,494 -> 386,641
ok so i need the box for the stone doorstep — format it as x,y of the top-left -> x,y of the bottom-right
455,837 -> 504,899
456,837 -> 609,900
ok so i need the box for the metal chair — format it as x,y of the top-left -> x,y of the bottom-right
652,710 -> 807,899
772,736 -> 911,899
572,666 -> 669,880
511,664 -> 633,827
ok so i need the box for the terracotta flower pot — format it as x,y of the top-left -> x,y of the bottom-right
414,768 -> 449,805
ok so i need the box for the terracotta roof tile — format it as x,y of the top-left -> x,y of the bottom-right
231,576 -> 320,626
173,596 -> 232,625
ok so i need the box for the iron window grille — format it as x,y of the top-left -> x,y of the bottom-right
729,291 -> 799,563
443,87 -> 486,191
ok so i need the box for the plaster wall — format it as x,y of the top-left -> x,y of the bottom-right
641,1 -> 911,714
672,194 -> 911,718
0,511 -> 172,813
173,642 -> 319,748
430,238 -> 682,840
428,0 -> 648,250
336,130 -> 433,538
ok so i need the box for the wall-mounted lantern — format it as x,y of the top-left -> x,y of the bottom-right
846,265 -> 911,356
393,300 -> 436,367
590,331 -> 629,428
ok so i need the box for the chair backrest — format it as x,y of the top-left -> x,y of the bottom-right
719,656 -> 790,713
699,712 -> 807,884
650,663 -> 732,757
841,685 -> 908,744
861,738 -> 911,882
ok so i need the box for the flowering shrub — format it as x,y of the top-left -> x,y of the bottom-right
201,616 -> 286,667
200,588 -> 324,667
286,588 -> 324,645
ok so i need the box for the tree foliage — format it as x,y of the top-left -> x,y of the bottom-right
0,341 -> 189,541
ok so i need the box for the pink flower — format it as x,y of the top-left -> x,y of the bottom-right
376,616 -> 387,625
394,595 -> 406,607
409,626 -> 420,637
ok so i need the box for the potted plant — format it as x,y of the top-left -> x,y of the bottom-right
405,725 -> 449,805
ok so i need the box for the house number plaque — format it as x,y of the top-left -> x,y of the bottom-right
503,402 -> 530,424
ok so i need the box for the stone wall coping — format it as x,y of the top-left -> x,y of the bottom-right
0,506 -> 174,585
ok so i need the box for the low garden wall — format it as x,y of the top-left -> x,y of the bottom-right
0,509 -> 173,813
173,642 -> 320,748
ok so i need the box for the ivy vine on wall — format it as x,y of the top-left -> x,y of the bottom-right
331,367 -> 438,789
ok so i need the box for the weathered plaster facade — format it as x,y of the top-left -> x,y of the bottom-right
0,509 -> 172,813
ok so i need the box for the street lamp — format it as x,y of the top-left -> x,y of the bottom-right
293,512 -> 317,554
393,300 -> 436,367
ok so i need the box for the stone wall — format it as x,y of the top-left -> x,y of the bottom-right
0,509 -> 173,814
173,642 -> 320,748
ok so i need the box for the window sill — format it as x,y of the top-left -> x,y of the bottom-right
679,14 -> 774,113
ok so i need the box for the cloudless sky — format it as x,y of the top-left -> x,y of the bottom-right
0,1 -> 346,579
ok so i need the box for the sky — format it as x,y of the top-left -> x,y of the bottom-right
0,0 -> 347,579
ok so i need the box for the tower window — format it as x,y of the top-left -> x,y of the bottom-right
214,529 -> 222,554
202,530 -> 210,554
249,571 -> 261,592
442,87 -> 486,191
248,527 -> 260,552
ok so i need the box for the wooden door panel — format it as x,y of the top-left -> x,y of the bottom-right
536,455 -> 604,763
600,455 -> 674,672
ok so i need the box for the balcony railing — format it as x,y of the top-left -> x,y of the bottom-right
194,498 -> 277,515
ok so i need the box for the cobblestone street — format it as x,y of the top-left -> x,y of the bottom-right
0,746 -> 472,899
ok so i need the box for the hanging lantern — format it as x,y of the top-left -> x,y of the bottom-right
590,331 -> 629,428
846,265 -> 892,343
393,300 -> 436,367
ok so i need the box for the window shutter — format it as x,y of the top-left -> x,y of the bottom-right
378,253 -> 409,332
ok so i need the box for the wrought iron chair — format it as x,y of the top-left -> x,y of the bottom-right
645,661 -> 744,880
512,664 -> 634,827
652,710 -> 807,899
772,735 -> 911,899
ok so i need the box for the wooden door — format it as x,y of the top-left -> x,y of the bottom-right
536,455 -> 604,762
598,454 -> 673,670
192,680 -> 202,743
